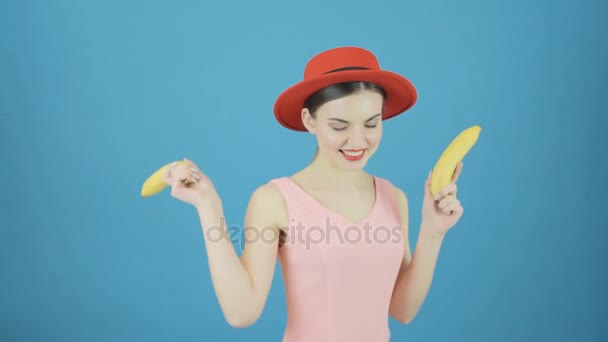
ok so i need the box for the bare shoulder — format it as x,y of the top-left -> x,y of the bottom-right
246,182 -> 289,232
389,181 -> 412,253
391,183 -> 409,224
376,176 -> 409,208
394,186 -> 409,209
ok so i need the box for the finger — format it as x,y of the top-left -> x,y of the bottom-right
438,195 -> 458,210
441,202 -> 457,215
163,161 -> 179,183
444,202 -> 463,216
190,166 -> 201,175
182,170 -> 199,184
171,169 -> 198,186
452,161 -> 463,183
435,183 -> 458,201
425,170 -> 432,194
182,158 -> 194,167
182,158 -> 201,171
163,169 -> 170,183
181,167 -> 201,181
172,163 -> 198,174
174,161 -> 201,176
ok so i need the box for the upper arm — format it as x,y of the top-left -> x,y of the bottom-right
395,187 -> 412,264
239,183 -> 288,320
389,186 -> 413,322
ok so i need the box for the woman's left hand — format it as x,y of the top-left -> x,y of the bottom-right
421,162 -> 465,237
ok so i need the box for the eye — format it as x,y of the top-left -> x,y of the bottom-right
331,125 -> 347,131
365,124 -> 377,128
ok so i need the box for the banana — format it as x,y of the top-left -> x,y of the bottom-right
430,125 -> 481,197
140,161 -> 184,197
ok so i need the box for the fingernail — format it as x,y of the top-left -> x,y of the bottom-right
191,167 -> 198,173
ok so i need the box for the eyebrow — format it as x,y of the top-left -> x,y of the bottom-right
328,113 -> 382,123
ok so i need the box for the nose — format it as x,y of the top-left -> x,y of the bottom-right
347,126 -> 366,146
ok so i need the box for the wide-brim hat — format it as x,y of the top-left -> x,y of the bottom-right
273,46 -> 418,131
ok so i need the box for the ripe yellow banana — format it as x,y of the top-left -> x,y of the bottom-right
140,161 -> 184,197
430,125 -> 481,197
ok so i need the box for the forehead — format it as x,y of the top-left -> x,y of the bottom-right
316,91 -> 384,120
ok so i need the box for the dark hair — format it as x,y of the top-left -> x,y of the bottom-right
304,81 -> 387,118
304,81 -> 387,163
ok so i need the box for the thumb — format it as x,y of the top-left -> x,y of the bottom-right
162,161 -> 177,184
183,157 -> 197,168
424,169 -> 434,203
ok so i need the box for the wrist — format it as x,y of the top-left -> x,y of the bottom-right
419,222 -> 446,243
194,191 -> 223,213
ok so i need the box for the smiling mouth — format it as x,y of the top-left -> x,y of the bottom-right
339,149 -> 366,161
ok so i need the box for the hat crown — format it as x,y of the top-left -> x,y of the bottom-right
303,47 -> 381,80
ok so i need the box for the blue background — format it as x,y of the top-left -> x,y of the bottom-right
2,0 -> 607,341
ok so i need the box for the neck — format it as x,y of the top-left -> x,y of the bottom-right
303,152 -> 369,187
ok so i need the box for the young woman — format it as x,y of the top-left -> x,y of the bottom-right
163,46 -> 465,341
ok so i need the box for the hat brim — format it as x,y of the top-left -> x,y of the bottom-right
273,69 -> 417,131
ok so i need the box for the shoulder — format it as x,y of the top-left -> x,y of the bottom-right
247,180 -> 289,229
394,186 -> 409,208
374,176 -> 408,201
374,175 -> 409,211
251,181 -> 284,204
374,176 -> 410,253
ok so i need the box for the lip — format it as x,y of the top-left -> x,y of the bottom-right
340,148 -> 366,161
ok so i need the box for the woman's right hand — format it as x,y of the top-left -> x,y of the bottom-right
163,158 -> 217,208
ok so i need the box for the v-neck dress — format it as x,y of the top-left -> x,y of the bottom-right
268,175 -> 405,342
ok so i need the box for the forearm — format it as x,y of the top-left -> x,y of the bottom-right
195,199 -> 256,326
391,224 -> 445,323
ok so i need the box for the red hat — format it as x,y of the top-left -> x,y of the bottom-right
273,46 -> 418,131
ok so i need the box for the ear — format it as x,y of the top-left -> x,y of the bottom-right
301,108 -> 316,134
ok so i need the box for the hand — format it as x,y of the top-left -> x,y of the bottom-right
163,158 -> 217,208
421,162 -> 465,237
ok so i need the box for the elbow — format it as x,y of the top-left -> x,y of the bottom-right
390,301 -> 420,325
220,289 -> 265,328
225,310 -> 261,328
397,315 -> 415,325
392,310 -> 417,325
226,316 -> 254,328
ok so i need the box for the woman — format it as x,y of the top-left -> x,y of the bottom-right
163,46 -> 465,341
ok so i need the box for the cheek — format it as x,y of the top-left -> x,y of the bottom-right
323,136 -> 344,149
367,128 -> 383,145
317,130 -> 345,149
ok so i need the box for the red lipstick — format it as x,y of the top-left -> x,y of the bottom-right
340,149 -> 366,161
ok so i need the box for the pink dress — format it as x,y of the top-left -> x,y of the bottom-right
268,175 -> 405,342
